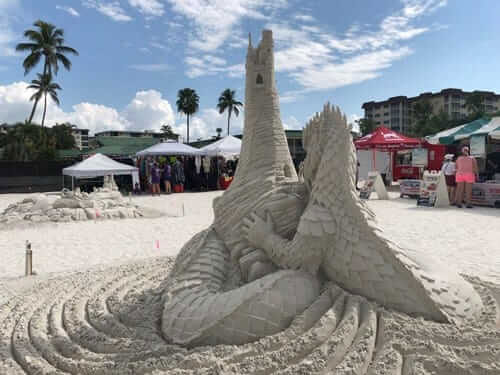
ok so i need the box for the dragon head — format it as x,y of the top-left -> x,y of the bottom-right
302,103 -> 347,192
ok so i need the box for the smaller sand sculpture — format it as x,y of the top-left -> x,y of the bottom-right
0,177 -> 161,228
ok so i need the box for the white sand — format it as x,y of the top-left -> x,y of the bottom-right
0,191 -> 222,279
0,191 -> 499,374
1,191 -> 499,284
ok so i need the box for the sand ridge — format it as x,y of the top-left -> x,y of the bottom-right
0,257 -> 498,374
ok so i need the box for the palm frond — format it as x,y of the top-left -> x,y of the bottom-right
15,42 -> 39,52
56,53 -> 72,71
49,92 -> 60,105
22,52 -> 42,75
23,30 -> 43,43
29,92 -> 41,101
56,45 -> 78,55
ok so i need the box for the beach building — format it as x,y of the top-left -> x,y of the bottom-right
362,88 -> 500,134
71,127 -> 89,150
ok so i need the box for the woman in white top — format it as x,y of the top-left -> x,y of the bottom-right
441,154 -> 456,203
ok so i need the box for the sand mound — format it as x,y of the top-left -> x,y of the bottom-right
0,190 -> 163,230
0,257 -> 498,374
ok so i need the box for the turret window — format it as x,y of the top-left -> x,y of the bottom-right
256,74 -> 263,85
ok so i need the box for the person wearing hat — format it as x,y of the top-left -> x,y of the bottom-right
441,153 -> 456,203
454,146 -> 478,208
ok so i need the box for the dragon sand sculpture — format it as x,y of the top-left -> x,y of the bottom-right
161,29 -> 483,346
1,30 -> 498,375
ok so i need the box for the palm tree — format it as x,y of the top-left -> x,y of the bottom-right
16,20 -> 79,76
27,73 -> 61,127
217,89 -> 243,136
176,88 -> 199,143
160,124 -> 176,140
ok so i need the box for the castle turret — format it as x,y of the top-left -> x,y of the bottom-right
213,29 -> 298,242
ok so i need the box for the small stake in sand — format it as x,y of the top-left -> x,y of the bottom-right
182,203 -> 185,217
25,241 -> 33,276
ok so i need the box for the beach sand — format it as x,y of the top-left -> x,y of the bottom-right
1,191 -> 498,283
0,191 -> 499,374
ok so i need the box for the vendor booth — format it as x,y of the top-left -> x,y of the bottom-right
355,127 -> 424,184
197,135 -> 241,158
136,140 -> 200,156
427,117 -> 500,207
62,153 -> 139,191
197,136 -> 242,190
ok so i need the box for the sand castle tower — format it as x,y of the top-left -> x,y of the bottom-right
213,30 -> 298,241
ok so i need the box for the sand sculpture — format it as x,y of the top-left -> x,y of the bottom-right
0,30 -> 498,374
0,177 -> 161,228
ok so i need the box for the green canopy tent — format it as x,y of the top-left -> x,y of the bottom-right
426,118 -> 490,145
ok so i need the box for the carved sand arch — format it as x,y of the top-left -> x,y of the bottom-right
0,30 -> 499,374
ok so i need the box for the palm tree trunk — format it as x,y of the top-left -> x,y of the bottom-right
187,114 -> 190,144
227,107 -> 232,136
28,98 -> 39,124
42,93 -> 47,128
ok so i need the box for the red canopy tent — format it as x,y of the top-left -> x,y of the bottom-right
355,127 -> 422,171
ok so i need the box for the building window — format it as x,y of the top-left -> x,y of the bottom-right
256,74 -> 263,84
384,112 -> 389,116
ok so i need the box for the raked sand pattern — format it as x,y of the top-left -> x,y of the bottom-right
0,257 -> 499,374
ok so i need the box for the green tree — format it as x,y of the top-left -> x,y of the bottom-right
412,100 -> 434,137
27,73 -> 61,127
176,88 -> 199,143
15,20 -> 79,77
160,124 -> 176,140
1,123 -> 56,161
217,88 -> 243,136
355,118 -> 375,136
215,127 -> 222,138
465,93 -> 485,116
51,123 -> 76,149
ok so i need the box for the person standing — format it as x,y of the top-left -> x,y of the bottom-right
441,154 -> 456,203
151,162 -> 161,196
454,146 -> 478,208
163,162 -> 172,194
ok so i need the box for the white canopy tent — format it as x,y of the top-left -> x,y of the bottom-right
62,153 -> 139,190
197,135 -> 242,158
136,140 -> 200,156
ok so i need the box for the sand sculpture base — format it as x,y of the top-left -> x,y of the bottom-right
0,257 -> 498,374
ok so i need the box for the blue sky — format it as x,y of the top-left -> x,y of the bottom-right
1,0 -> 500,139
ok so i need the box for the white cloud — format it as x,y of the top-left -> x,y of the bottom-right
149,41 -> 167,50
266,0 -> 446,97
282,116 -> 302,130
129,63 -> 169,71
0,82 -> 176,135
174,108 -> 244,141
167,0 -> 288,52
128,0 -> 164,17
0,0 -> 19,57
185,55 -> 243,78
294,14 -> 314,22
56,5 -> 80,17
83,0 -> 132,22
122,90 -> 175,131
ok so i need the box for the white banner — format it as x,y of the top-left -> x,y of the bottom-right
470,135 -> 486,157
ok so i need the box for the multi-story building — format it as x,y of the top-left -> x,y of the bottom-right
362,88 -> 500,134
72,128 -> 89,150
95,130 -> 178,140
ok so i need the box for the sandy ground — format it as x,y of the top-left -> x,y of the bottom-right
1,190 -> 499,289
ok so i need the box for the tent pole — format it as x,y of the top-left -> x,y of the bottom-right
372,148 -> 376,171
62,175 -> 64,190
72,176 -> 74,191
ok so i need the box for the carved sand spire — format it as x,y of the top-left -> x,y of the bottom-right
213,29 -> 297,242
